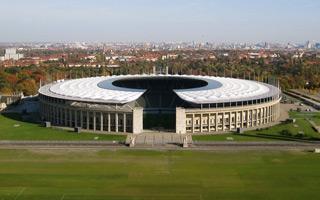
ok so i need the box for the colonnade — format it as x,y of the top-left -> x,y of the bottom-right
40,102 -> 134,133
177,100 -> 281,134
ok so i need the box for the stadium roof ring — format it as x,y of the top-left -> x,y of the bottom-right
39,75 -> 280,105
39,75 -> 281,134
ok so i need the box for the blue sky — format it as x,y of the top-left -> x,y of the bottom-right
1,0 -> 320,42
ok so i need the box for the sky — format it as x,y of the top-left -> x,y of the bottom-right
1,0 -> 320,43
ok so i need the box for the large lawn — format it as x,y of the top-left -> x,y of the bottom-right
290,111 -> 320,126
0,114 -> 126,141
0,149 -> 319,200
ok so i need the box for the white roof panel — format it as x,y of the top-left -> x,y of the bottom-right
39,75 -> 280,104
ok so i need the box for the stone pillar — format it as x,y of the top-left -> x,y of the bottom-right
208,115 -> 212,132
108,113 -> 111,132
80,111 -> 83,128
54,107 -> 57,124
222,113 -> 225,131
64,109 -> 68,126
115,113 -> 118,133
60,108 -> 63,125
215,113 -> 218,131
176,107 -> 186,134
258,108 -> 261,125
200,113 -> 203,133
86,111 -> 89,130
69,109 -> 72,127
133,108 -> 143,134
93,112 -> 96,131
100,112 -> 104,131
241,111 -> 244,128
192,114 -> 195,133
123,113 -> 127,133
75,110 -> 78,128
246,110 -> 249,128
264,107 -> 267,124
235,112 -> 238,129
229,112 -> 232,131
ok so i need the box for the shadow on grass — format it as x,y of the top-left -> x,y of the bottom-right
1,112 -> 42,125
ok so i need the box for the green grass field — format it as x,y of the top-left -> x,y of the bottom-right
290,111 -> 320,126
192,133 -> 277,142
0,114 -> 126,141
0,149 -> 319,200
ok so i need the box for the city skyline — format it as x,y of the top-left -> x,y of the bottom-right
1,0 -> 320,43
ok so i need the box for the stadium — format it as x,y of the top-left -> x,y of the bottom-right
38,75 -> 281,134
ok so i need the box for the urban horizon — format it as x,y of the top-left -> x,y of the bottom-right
1,0 -> 320,43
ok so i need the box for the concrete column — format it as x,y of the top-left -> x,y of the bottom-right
80,111 -> 83,128
50,106 -> 53,124
69,109 -> 72,127
93,112 -> 96,131
60,107 -> 63,125
86,111 -> 89,130
176,107 -> 186,134
215,113 -> 218,131
229,112 -> 232,131
49,106 -> 51,122
235,112 -> 238,129
100,112 -> 104,131
208,114 -> 212,132
54,107 -> 58,125
133,108 -> 143,134
64,109 -> 68,126
246,110 -> 249,128
75,110 -> 78,127
53,107 -> 56,124
51,106 -> 54,124
200,113 -> 203,133
240,111 -> 243,128
108,113 -> 111,132
123,113 -> 126,133
222,113 -> 225,131
115,113 -> 118,133
192,114 -> 195,133
260,108 -> 263,125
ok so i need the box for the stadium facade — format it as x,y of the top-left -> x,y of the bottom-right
39,75 -> 281,134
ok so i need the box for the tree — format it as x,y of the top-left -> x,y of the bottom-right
16,79 -> 38,96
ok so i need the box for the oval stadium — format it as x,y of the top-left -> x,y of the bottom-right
39,75 -> 281,134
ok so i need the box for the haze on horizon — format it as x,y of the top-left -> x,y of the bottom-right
1,0 -> 320,43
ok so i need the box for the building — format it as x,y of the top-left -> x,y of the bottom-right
38,75 -> 281,134
0,48 -> 24,61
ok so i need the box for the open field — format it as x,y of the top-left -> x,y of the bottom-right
0,114 -> 126,141
0,149 -> 319,200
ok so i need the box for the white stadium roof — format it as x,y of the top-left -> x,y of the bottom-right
39,75 -> 280,104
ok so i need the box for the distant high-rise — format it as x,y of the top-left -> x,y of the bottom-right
306,41 -> 313,49
0,48 -> 24,61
